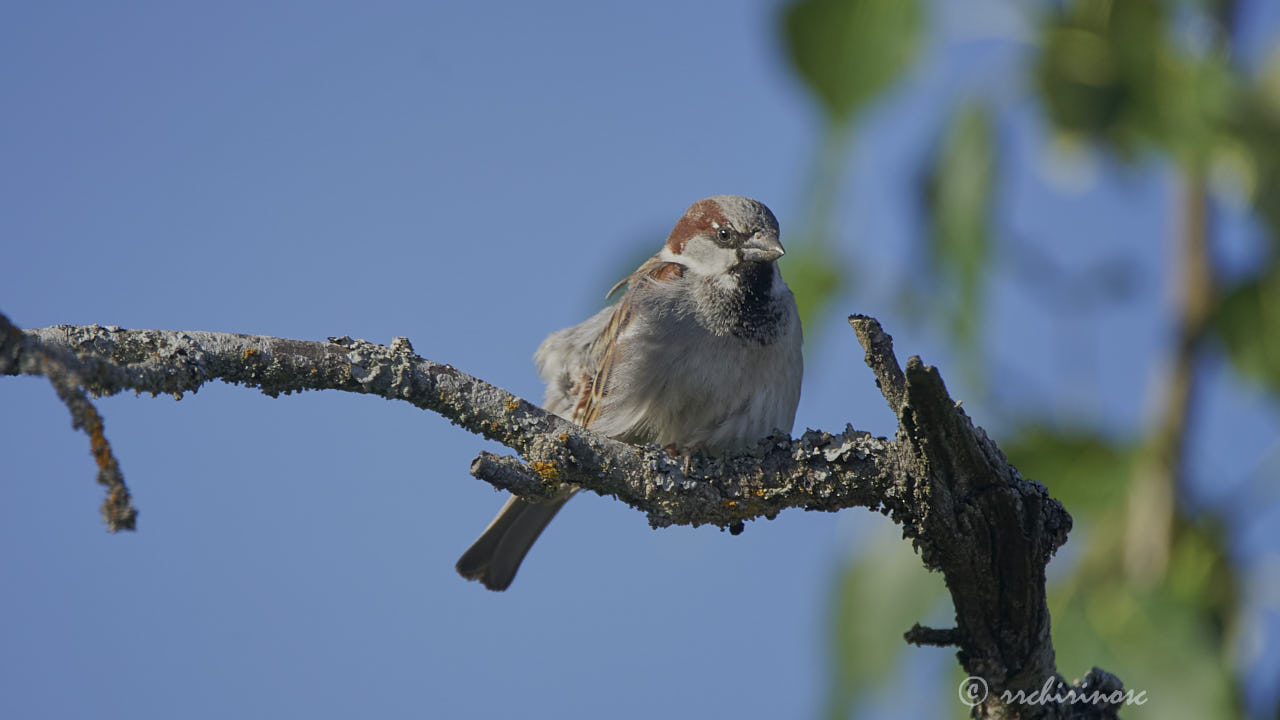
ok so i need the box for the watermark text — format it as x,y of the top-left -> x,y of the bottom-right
958,676 -> 1148,708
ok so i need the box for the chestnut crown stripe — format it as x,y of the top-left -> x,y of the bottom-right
664,199 -> 729,255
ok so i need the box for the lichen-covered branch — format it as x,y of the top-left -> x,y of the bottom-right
0,314 -> 135,530
0,314 -> 903,531
2,310 -> 1125,719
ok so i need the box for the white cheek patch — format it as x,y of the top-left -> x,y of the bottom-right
673,236 -> 738,277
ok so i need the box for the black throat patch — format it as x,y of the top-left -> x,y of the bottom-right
698,262 -> 785,344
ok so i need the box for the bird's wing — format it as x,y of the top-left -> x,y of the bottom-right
576,256 -> 685,429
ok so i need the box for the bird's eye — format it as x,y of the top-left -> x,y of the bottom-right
717,227 -> 732,240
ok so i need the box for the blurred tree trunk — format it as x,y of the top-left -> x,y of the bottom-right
1126,168 -> 1214,585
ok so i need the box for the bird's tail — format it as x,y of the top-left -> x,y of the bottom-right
455,491 -> 574,591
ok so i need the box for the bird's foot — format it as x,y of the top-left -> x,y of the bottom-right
662,443 -> 694,475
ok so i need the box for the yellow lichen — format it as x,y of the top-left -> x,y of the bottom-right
530,461 -> 560,482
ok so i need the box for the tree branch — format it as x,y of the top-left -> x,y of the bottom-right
1,314 -> 136,530
849,313 -> 908,413
1,315 -> 901,531
2,310 -> 1125,718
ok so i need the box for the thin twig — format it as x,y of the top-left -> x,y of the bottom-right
848,315 -> 907,412
1,315 -> 136,530
904,623 -> 961,647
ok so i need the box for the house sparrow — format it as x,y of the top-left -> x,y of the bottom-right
456,195 -> 803,590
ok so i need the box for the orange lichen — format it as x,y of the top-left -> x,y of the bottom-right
504,398 -> 520,411
88,418 -> 110,470
530,461 -> 560,482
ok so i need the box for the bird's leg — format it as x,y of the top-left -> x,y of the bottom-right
663,443 -> 694,475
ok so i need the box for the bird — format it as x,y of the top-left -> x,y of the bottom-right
456,195 -> 803,590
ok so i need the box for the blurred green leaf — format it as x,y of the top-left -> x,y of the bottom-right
1227,57 -> 1280,244
1002,426 -> 1136,515
1165,519 -> 1238,632
782,0 -> 923,123
920,102 -> 996,384
1035,0 -> 1168,151
1035,0 -> 1233,162
1050,583 -> 1239,719
1212,263 -> 1280,394
825,526 -> 946,720
1050,517 -> 1241,720
781,242 -> 844,342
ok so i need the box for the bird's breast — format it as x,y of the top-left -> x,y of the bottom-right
595,308 -> 801,454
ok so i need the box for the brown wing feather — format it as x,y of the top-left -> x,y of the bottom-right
605,254 -> 668,299
574,257 -> 684,429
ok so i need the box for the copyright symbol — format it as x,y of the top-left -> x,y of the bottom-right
959,676 -> 988,707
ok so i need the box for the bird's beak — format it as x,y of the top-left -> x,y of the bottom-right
738,231 -> 785,263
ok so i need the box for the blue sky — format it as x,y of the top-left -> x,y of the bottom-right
2,2 -> 1278,718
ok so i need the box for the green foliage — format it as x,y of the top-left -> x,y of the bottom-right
1203,52 -> 1280,400
781,242 -> 845,343
1050,580 -> 1240,719
1049,519 -> 1242,720
1213,263 -> 1280,394
778,1 -> 1273,716
1002,426 -> 1135,513
1008,427 -> 1242,718
1035,0 -> 1234,161
1035,0 -> 1280,399
920,102 -> 996,387
1026,2 -> 1270,705
1224,52 -> 1280,246
782,0 -> 924,123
